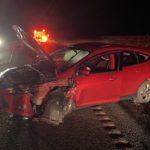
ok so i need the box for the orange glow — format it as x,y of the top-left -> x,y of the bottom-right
33,30 -> 37,34
33,29 -> 50,43
42,35 -> 48,42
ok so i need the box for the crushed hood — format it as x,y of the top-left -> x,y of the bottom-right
0,25 -> 57,87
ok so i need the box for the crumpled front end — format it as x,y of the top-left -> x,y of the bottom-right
0,68 -> 75,125
0,59 -> 58,116
0,25 -> 76,125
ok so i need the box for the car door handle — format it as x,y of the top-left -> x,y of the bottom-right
108,73 -> 117,80
109,78 -> 113,81
136,70 -> 141,73
109,75 -> 116,80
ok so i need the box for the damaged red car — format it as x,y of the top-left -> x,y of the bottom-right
0,25 -> 150,125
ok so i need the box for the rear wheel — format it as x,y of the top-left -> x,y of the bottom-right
134,80 -> 150,104
41,88 -> 75,125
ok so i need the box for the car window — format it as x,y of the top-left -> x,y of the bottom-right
50,48 -> 89,72
137,52 -> 150,64
121,51 -> 138,67
79,52 -> 118,74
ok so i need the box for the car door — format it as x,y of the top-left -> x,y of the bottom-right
74,51 -> 122,107
120,50 -> 144,96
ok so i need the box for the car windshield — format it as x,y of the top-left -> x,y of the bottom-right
50,48 -> 89,72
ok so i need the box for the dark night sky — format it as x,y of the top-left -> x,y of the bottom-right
0,0 -> 149,40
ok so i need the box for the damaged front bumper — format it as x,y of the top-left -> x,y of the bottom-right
0,77 -> 76,125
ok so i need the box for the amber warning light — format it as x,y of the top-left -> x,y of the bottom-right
33,29 -> 50,43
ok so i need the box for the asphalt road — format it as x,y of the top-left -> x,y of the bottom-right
0,101 -> 150,150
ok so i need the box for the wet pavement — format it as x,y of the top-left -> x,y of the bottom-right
0,101 -> 150,150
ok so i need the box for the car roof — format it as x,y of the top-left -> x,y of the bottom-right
69,41 -> 139,52
68,42 -> 109,51
67,41 -> 150,53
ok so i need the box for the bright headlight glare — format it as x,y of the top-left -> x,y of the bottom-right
0,39 -> 2,46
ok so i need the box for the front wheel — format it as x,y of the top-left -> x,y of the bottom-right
41,88 -> 75,125
134,80 -> 150,104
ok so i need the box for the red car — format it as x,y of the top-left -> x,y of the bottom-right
0,25 -> 150,125
52,42 -> 150,106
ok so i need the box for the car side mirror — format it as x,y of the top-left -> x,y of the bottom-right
78,66 -> 91,76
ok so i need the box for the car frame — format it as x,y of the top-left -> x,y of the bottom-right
51,43 -> 150,107
0,26 -> 150,125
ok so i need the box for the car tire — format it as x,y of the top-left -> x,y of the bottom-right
135,80 -> 150,104
41,88 -> 75,125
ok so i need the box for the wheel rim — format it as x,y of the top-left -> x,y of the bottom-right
139,83 -> 150,103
